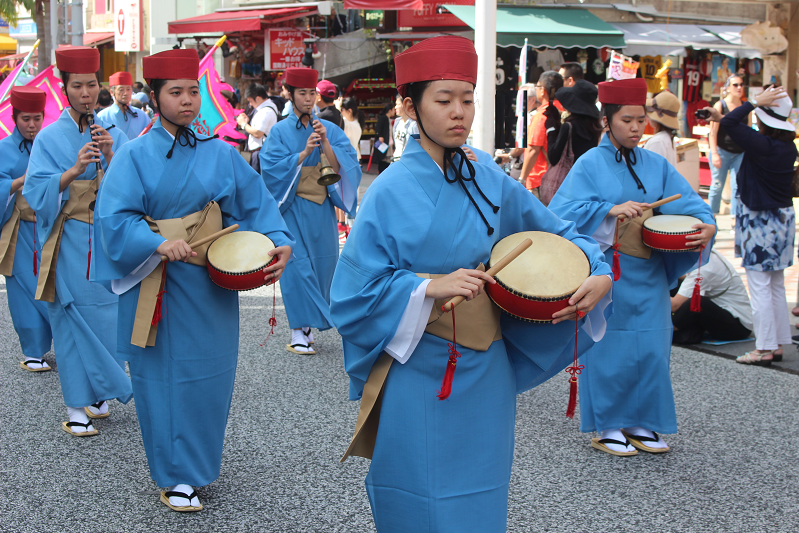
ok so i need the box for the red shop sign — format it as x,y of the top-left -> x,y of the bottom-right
397,0 -> 473,28
266,29 -> 306,71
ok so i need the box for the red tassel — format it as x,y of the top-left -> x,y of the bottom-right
33,250 -> 38,276
86,248 -> 91,280
260,283 -> 279,346
611,219 -> 621,281
690,245 -> 705,313
437,307 -> 461,401
565,309 -> 586,419
151,263 -> 167,326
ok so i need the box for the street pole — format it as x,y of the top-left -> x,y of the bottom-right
49,0 -> 58,65
473,0 -> 496,154
70,0 -> 84,47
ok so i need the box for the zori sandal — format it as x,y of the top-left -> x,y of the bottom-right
591,437 -> 638,456
20,359 -> 51,372
160,490 -> 203,512
622,430 -> 670,453
61,421 -> 98,437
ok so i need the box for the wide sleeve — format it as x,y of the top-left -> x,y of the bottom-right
330,189 -> 428,400
0,146 -> 16,227
259,123 -> 302,212
22,130 -> 70,243
324,122 -> 362,215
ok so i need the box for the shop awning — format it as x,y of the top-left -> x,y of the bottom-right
443,5 -> 625,49
83,32 -> 114,47
0,35 -> 18,53
168,7 -> 317,35
344,0 -> 422,9
610,23 -> 760,58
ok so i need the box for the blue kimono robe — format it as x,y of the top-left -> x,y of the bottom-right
93,120 -> 293,488
330,137 -> 612,533
23,109 -> 131,408
0,128 -> 52,358
260,113 -> 361,330
97,103 -> 150,140
548,135 -> 715,434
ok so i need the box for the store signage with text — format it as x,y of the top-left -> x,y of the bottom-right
265,29 -> 305,71
397,0 -> 472,28
114,0 -> 142,52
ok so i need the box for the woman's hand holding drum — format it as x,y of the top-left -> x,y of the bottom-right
685,223 -> 716,249
551,275 -> 613,324
263,245 -> 292,283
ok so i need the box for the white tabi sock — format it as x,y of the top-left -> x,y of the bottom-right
168,484 -> 200,508
623,426 -> 669,449
85,401 -> 109,417
600,429 -> 636,453
302,327 -> 314,344
66,406 -> 93,434
291,329 -> 313,353
23,356 -> 49,370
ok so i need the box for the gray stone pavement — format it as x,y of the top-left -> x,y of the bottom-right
1,276 -> 798,533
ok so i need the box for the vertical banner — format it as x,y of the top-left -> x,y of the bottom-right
264,29 -> 306,71
515,38 -> 528,148
608,51 -> 639,81
0,66 -> 67,139
114,0 -> 142,52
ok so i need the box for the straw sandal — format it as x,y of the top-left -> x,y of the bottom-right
590,437 -> 638,457
61,421 -> 98,437
621,430 -> 670,453
736,350 -> 773,366
84,401 -> 110,419
160,490 -> 203,512
20,358 -> 51,372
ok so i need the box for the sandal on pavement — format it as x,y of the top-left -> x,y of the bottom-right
302,327 -> 315,345
160,490 -> 203,512
20,358 -> 51,372
772,348 -> 783,362
736,350 -> 773,366
85,401 -> 110,419
286,343 -> 315,355
61,421 -> 98,437
621,430 -> 670,453
590,437 -> 638,457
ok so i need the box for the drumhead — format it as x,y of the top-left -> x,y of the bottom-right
643,215 -> 702,234
207,231 -> 275,273
491,231 -> 589,299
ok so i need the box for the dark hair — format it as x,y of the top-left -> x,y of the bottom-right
133,81 -> 144,91
381,102 -> 394,115
407,80 -> 433,124
760,123 -> 796,144
283,83 -> 297,100
130,99 -> 143,109
560,62 -> 584,81
245,83 -> 268,101
60,71 -> 101,86
538,71 -> 564,98
12,108 -> 44,123
141,83 -> 151,94
342,97 -> 363,128
148,79 -> 168,113
603,103 -> 646,123
565,113 -> 603,144
97,88 -> 113,107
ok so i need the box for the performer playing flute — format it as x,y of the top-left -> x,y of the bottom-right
0,87 -> 52,372
329,37 -> 612,532
92,49 -> 293,512
23,46 -> 131,436
97,71 -> 150,139
549,78 -> 716,456
260,68 -> 361,355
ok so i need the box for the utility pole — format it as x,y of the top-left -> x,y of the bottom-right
473,0 -> 496,154
69,0 -> 83,46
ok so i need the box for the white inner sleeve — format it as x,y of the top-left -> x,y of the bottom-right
278,164 -> 303,208
385,279 -> 434,364
6,193 -> 14,209
581,274 -> 613,342
593,216 -> 616,253
111,253 -> 162,295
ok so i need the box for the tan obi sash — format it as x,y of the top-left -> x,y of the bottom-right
615,210 -> 653,260
35,179 -> 99,302
0,195 -> 36,276
295,164 -> 327,205
341,265 -> 502,462
130,201 -> 222,348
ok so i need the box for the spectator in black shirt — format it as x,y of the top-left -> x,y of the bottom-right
374,102 -> 395,173
545,79 -> 602,166
316,79 -> 343,128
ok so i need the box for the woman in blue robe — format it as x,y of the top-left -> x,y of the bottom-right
0,87 -> 52,371
549,78 -> 716,456
330,37 -> 613,533
23,46 -> 132,436
260,67 -> 361,355
92,49 -> 293,512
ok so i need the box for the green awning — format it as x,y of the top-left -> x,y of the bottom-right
443,5 -> 625,49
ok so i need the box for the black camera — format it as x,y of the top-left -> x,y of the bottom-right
694,109 -> 711,120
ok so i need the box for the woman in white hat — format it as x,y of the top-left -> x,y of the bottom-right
643,91 -> 681,166
704,86 -> 798,365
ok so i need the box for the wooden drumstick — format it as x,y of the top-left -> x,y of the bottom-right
160,224 -> 239,262
617,193 -> 681,220
442,238 -> 533,312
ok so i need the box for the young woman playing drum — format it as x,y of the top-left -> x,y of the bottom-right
330,36 -> 612,532
92,49 -> 292,512
549,78 -> 716,456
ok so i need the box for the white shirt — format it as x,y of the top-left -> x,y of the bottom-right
643,131 -> 677,167
342,117 -> 362,153
392,118 -> 418,161
677,250 -> 753,331
248,99 -> 278,151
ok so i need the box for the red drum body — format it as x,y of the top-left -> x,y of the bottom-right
486,231 -> 590,323
206,231 -> 277,291
642,215 -> 701,252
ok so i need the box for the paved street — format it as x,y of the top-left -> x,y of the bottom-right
2,276 -> 798,533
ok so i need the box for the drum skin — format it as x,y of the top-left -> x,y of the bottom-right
486,231 -> 590,322
642,215 -> 701,252
206,231 -> 278,291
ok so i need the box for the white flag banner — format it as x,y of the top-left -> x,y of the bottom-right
515,38 -> 528,148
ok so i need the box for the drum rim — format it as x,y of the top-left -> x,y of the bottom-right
205,231 -> 276,275
491,275 -> 579,302
642,215 -> 702,236
207,255 -> 277,278
492,296 -> 564,324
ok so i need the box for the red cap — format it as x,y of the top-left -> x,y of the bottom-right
316,79 -> 337,98
395,36 -> 477,98
55,46 -> 100,74
10,86 -> 46,113
109,71 -> 133,86
142,49 -> 199,83
597,78 -> 648,106
285,68 -> 318,89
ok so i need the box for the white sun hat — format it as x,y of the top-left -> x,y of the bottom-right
755,92 -> 795,132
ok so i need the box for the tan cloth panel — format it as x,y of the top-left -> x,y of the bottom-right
35,179 -> 98,302
295,164 -> 327,205
130,201 -> 223,348
616,210 -> 653,260
0,196 -> 36,276
341,265 -> 502,462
